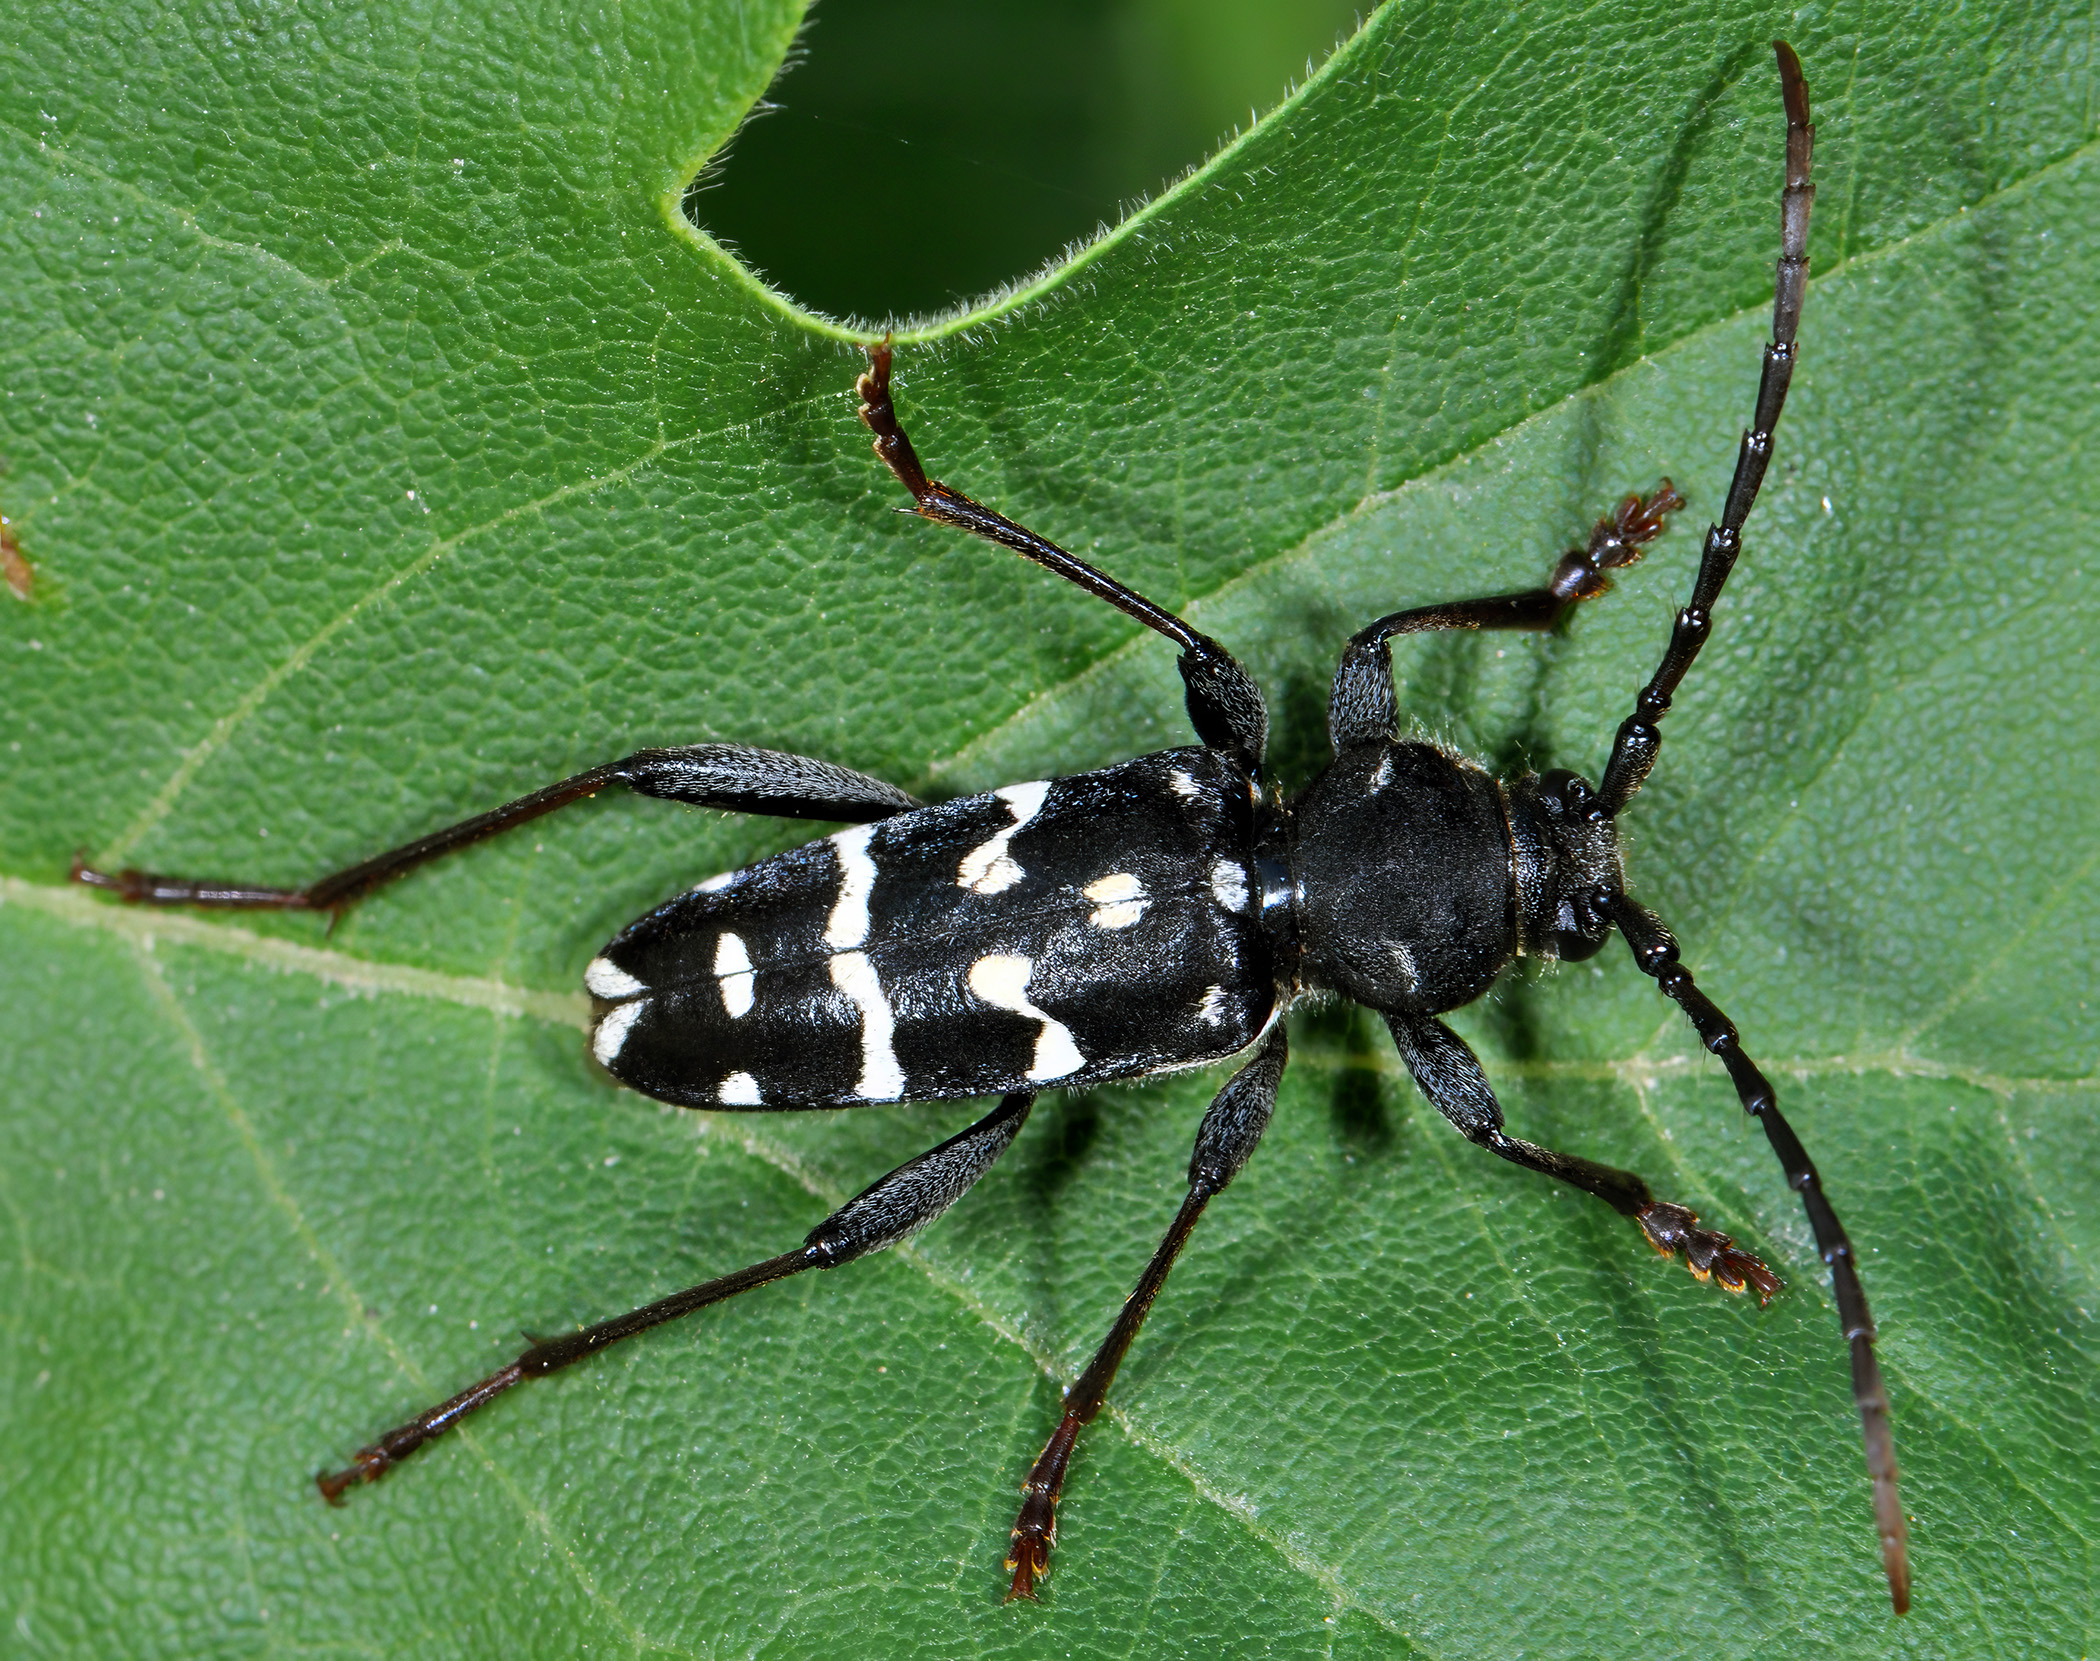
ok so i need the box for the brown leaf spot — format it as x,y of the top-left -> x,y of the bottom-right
0,518 -> 29,601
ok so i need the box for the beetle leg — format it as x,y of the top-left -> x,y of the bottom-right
315,1092 -> 1031,1501
1383,1010 -> 1780,1301
73,743 -> 918,915
857,343 -> 1269,777
1327,480 -> 1684,751
1005,1022 -> 1287,1599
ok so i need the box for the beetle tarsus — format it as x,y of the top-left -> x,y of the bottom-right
315,1358 -> 531,1505
1005,1409 -> 1080,1601
71,852 -> 315,909
856,337 -> 936,500
1548,479 -> 1687,601
1004,1535 -> 1050,1602
316,1444 -> 392,1505
1637,1200 -> 1781,1304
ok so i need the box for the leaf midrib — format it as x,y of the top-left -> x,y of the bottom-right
14,874 -> 2089,1101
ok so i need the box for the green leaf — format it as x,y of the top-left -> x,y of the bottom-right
3,2 -> 2094,1657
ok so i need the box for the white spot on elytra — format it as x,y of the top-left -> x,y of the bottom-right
830,951 -> 906,1099
1370,753 -> 1392,791
1209,859 -> 1249,913
718,1071 -> 762,1106
715,932 -> 754,1019
1169,769 -> 1201,800
957,781 -> 1050,895
592,1000 -> 645,1067
1196,985 -> 1229,1024
694,870 -> 737,894
826,824 -> 878,949
585,957 -> 645,1000
968,954 -> 1085,1081
1084,871 -> 1148,929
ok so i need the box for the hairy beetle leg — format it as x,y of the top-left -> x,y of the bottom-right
857,338 -> 1272,775
1004,1028 -> 1287,1601
1326,479 -> 1686,752
1638,1200 -> 1781,1304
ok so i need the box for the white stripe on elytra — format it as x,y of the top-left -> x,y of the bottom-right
584,957 -> 645,1000
967,954 -> 1085,1081
718,1070 -> 762,1106
592,999 -> 646,1066
957,780 -> 1050,896
1084,871 -> 1148,930
825,824 -> 878,949
714,931 -> 754,1019
830,950 -> 906,1099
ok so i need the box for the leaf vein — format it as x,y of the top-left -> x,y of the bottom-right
125,937 -> 694,1657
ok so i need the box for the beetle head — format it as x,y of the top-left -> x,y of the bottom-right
1505,769 -> 1624,962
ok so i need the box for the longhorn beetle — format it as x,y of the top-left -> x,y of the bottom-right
75,42 -> 1908,1613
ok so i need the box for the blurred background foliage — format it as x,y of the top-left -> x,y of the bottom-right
694,0 -> 1363,319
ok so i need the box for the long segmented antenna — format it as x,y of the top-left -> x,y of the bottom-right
1597,40 -> 1817,817
1601,889 -> 1910,1613
1589,43 -> 1910,1614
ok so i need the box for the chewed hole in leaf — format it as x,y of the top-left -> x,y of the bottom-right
688,0 -> 1362,323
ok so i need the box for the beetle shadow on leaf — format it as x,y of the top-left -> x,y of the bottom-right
1396,633 -> 1495,756
1532,38 -> 1766,750
1112,1042 -> 1397,1407
1008,1087 -> 1105,1344
1586,1212 -> 1773,1612
1498,1067 -> 1775,1608
1474,961 -> 1553,1066
1260,655 -> 1336,797
1484,623 -> 1575,785
1302,999 -> 1394,1162
1572,40 -> 1766,436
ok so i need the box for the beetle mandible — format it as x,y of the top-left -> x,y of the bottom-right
73,41 -> 1908,1613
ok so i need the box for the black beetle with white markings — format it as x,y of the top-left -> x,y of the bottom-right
74,43 -> 1909,1614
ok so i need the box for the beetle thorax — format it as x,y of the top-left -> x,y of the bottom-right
1286,741 -> 1517,1015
